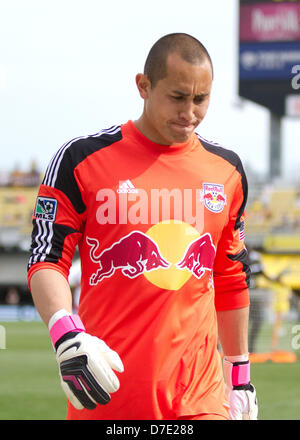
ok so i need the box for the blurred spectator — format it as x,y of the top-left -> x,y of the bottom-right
5,287 -> 20,305
270,281 -> 292,352
247,246 -> 269,353
294,191 -> 300,209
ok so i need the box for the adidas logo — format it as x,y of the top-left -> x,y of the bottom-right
117,180 -> 139,194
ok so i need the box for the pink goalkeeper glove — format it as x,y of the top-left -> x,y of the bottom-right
223,354 -> 258,420
49,309 -> 124,410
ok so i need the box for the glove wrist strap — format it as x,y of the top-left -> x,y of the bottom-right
223,355 -> 251,389
49,313 -> 85,348
232,361 -> 250,387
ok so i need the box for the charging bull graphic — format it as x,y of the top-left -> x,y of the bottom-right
176,233 -> 216,279
87,231 -> 170,285
87,230 -> 216,286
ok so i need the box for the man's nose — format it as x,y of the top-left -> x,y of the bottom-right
178,101 -> 195,121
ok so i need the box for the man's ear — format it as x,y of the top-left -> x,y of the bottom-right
135,73 -> 151,99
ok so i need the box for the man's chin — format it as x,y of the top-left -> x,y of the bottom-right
167,124 -> 196,144
169,132 -> 193,144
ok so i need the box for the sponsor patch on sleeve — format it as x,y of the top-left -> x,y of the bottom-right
35,197 -> 58,221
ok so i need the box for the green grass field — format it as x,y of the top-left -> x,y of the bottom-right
0,321 -> 299,420
0,321 -> 66,420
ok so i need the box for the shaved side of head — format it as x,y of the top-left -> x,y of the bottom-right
144,33 -> 213,87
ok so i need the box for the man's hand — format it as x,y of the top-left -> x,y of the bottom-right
56,332 -> 124,410
223,357 -> 258,420
225,381 -> 258,420
49,310 -> 124,410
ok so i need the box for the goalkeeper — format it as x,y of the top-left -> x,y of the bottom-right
27,33 -> 257,420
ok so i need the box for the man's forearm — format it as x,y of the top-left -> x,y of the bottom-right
30,269 -> 73,326
217,306 -> 249,356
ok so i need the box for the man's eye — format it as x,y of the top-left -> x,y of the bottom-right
194,96 -> 206,104
171,95 -> 184,101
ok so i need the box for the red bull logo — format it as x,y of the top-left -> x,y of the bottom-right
201,183 -> 227,213
87,227 -> 216,287
176,233 -> 216,279
87,231 -> 170,285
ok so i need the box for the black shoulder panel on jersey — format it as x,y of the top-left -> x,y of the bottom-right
227,248 -> 251,288
198,136 -> 248,230
42,127 -> 122,214
27,220 -> 79,271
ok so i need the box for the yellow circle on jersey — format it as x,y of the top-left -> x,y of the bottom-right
144,220 -> 200,290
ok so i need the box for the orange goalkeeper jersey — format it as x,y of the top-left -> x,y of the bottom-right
27,120 -> 250,420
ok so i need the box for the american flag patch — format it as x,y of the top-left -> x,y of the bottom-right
239,220 -> 245,241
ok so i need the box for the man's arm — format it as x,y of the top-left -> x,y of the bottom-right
30,267 -> 124,410
217,305 -> 258,420
30,269 -> 73,326
27,136 -> 124,410
211,161 -> 258,418
217,306 -> 249,356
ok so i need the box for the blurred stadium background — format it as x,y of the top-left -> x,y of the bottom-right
0,147 -> 300,420
0,0 -> 300,421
